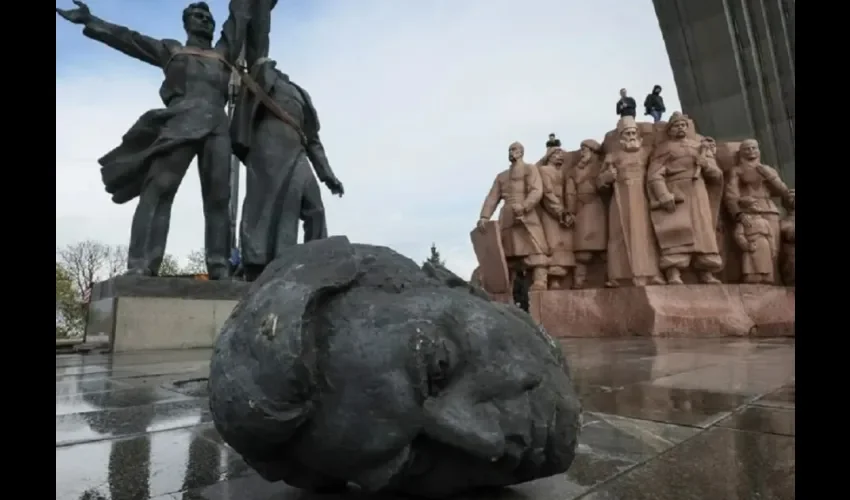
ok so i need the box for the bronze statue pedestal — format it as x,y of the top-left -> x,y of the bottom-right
85,276 -> 250,352
491,284 -> 794,338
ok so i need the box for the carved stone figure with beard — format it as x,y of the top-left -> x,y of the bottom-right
646,112 -> 724,285
724,138 -> 793,281
596,117 -> 664,287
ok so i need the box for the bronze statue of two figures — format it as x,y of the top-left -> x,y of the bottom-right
56,0 -> 345,281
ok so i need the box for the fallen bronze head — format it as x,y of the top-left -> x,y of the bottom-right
209,236 -> 581,498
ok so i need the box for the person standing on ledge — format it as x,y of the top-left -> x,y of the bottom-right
55,0 -> 251,280
644,85 -> 666,123
615,88 -> 637,118
545,133 -> 561,149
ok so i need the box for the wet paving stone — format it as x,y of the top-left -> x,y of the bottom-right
716,405 -> 795,436
578,412 -> 699,461
647,357 -> 794,396
56,399 -> 212,446
56,364 -> 121,377
56,387 -> 194,416
56,368 -> 146,382
579,427 -> 794,500
165,377 -> 210,398
752,384 -> 795,409
572,353 -> 728,395
56,339 -> 795,499
165,412 -> 700,500
56,424 -> 254,500
581,383 -> 753,428
56,378 -> 132,397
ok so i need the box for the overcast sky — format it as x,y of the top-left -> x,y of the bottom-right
56,0 -> 680,278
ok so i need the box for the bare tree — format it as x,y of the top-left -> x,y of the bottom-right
158,255 -> 183,276
184,248 -> 207,274
106,244 -> 129,278
57,240 -> 111,299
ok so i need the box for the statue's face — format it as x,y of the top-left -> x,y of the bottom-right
551,151 -> 565,166
508,144 -> 524,162
741,140 -> 760,161
669,119 -> 688,139
619,128 -> 641,151
702,139 -> 717,155
211,239 -> 580,498
291,291 -> 579,496
579,146 -> 593,162
184,7 -> 215,39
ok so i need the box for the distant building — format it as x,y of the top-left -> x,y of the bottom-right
652,0 -> 795,186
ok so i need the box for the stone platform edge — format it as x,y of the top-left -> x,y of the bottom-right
91,275 -> 250,301
493,284 -> 794,338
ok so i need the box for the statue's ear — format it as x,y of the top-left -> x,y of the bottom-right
249,236 -> 359,294
234,237 -> 361,354
422,261 -> 490,301
211,237 -> 361,453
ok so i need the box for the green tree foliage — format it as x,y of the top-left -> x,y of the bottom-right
425,243 -> 446,268
56,262 -> 82,338
55,240 -> 184,338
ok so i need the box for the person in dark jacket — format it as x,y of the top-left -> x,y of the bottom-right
644,85 -> 666,123
545,133 -> 561,149
616,88 -> 637,118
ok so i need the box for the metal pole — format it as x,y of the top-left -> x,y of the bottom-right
227,48 -> 246,259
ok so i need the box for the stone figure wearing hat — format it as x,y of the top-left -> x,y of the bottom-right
723,138 -> 793,278
647,111 -> 724,285
733,196 -> 775,284
564,139 -> 608,288
538,148 -> 576,289
597,117 -> 664,287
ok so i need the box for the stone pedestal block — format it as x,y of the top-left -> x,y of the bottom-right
493,284 -> 794,338
85,276 -> 250,353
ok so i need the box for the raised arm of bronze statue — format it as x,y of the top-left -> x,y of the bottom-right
54,0 -> 262,282
56,1 -> 172,67
242,0 -> 279,67
214,0 -> 253,65
57,0 -> 251,67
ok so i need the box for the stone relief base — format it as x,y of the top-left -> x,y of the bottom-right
493,284 -> 794,338
85,276 -> 250,353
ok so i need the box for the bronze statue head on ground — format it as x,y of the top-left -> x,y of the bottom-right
209,237 -> 581,498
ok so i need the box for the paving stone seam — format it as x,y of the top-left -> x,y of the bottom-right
55,380 -> 206,401
56,421 -> 223,449
570,387 -> 788,500
56,366 -> 210,382
55,394 -> 204,416
571,424 -> 714,499
711,424 -> 794,439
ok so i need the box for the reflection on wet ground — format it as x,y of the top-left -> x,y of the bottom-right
56,338 -> 795,499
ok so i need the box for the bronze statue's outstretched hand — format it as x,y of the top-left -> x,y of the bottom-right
324,176 -> 345,197
56,0 -> 91,24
